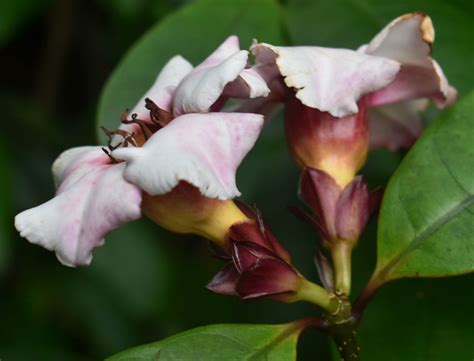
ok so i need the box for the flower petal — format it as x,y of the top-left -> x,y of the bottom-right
361,13 -> 457,108
369,99 -> 428,151
251,42 -> 400,117
15,147 -> 142,266
207,262 -> 239,296
222,67 -> 270,99
173,36 -> 269,115
118,55 -> 193,139
335,176 -> 370,242
112,112 -> 264,200
236,258 -> 298,300
299,168 -> 342,241
130,55 -> 193,117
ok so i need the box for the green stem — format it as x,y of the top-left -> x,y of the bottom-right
332,242 -> 353,296
296,278 -> 339,313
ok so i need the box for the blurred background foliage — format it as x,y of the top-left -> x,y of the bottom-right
0,0 -> 473,360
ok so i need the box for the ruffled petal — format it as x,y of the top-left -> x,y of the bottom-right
361,13 -> 457,108
369,99 -> 428,151
251,42 -> 400,117
15,147 -> 142,267
130,55 -> 193,117
173,36 -> 269,115
113,112 -> 264,200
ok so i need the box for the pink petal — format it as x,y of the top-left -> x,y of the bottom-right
335,176 -> 370,242
119,55 -> 193,136
361,13 -> 457,108
112,112 -> 264,200
15,147 -> 142,266
369,99 -> 428,151
207,262 -> 239,296
299,168 -> 342,241
130,55 -> 193,117
173,36 -> 269,115
251,42 -> 400,117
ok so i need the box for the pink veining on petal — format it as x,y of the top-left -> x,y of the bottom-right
112,112 -> 264,200
15,147 -> 142,267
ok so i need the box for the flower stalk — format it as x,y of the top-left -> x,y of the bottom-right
331,242 -> 353,296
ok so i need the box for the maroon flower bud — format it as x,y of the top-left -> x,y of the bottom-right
207,241 -> 299,301
285,95 -> 369,188
299,168 -> 373,246
335,177 -> 370,243
228,205 -> 291,263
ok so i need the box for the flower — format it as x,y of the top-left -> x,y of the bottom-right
15,36 -> 269,267
250,12 -> 457,181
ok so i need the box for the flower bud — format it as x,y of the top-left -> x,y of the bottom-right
207,241 -> 299,301
143,181 -> 249,246
285,96 -> 369,188
228,204 -> 291,262
299,168 -> 371,246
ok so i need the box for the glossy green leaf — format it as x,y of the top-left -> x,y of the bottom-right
97,0 -> 284,142
285,0 -> 474,96
107,323 -> 302,361
372,91 -> 474,282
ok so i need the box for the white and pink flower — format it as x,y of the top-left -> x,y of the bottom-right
15,36 -> 268,267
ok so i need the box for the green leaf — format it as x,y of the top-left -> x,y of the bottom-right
284,0 -> 474,96
106,323 -> 302,361
372,91 -> 474,282
97,0 -> 284,142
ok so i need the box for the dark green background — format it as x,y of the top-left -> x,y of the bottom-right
0,0 -> 473,360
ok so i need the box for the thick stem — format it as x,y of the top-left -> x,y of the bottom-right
323,296 -> 359,360
333,326 -> 360,361
296,278 -> 339,313
332,242 -> 353,296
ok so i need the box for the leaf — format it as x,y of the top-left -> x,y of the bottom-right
96,0 -> 284,142
355,275 -> 474,361
106,323 -> 302,361
372,91 -> 474,282
284,0 -> 474,96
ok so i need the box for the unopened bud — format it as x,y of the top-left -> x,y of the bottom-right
299,168 -> 372,246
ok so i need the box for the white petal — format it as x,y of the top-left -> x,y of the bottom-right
173,50 -> 249,115
130,55 -> 193,118
113,112 -> 264,200
15,148 -> 142,266
361,13 -> 456,108
223,67 -> 270,99
251,43 -> 400,117
117,55 -> 193,139
173,36 -> 269,115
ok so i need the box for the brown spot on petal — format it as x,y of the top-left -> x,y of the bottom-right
420,16 -> 435,44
